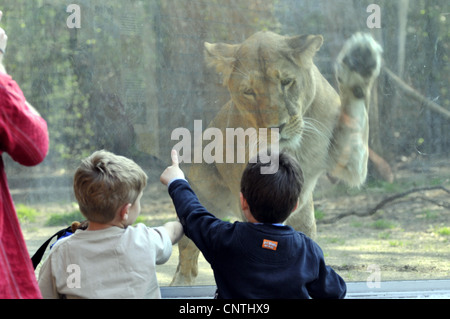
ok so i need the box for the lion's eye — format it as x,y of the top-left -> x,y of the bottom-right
243,88 -> 256,97
281,78 -> 294,87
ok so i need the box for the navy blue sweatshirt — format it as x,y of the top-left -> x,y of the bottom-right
168,179 -> 346,299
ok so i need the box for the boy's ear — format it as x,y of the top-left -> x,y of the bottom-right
239,192 -> 249,212
240,192 -> 260,223
292,200 -> 299,212
119,203 -> 132,221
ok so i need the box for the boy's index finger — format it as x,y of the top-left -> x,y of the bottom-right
171,149 -> 179,166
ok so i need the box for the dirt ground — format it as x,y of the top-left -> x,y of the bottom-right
23,156 -> 449,287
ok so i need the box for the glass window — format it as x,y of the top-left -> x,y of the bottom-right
2,0 -> 448,289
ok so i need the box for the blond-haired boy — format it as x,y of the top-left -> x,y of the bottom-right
38,150 -> 183,298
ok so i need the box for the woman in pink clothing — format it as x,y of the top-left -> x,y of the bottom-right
0,11 -> 49,298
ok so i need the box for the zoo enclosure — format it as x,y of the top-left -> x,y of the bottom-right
1,0 -> 449,287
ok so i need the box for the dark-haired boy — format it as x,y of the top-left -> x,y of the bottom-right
160,150 -> 346,299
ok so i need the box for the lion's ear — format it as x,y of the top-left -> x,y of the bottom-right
286,35 -> 323,67
204,42 -> 239,86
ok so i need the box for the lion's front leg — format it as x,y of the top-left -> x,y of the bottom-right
329,33 -> 382,187
285,192 -> 316,239
170,236 -> 200,286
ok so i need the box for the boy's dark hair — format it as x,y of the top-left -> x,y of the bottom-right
240,152 -> 303,223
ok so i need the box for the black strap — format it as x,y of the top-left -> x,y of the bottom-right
31,226 -> 72,269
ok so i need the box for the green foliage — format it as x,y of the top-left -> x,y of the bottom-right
314,208 -> 325,221
421,210 -> 439,220
435,226 -> 450,236
322,237 -> 345,245
370,219 -> 396,230
133,215 -> 147,225
394,0 -> 450,154
16,204 -> 39,223
378,231 -> 391,239
365,180 -> 408,194
388,240 -> 403,247
45,210 -> 84,226
2,2 -> 96,163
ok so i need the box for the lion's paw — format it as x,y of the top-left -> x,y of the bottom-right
335,33 -> 382,98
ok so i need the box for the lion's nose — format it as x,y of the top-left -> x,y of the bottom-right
271,122 -> 286,133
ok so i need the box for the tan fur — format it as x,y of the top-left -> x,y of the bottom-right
172,31 -> 382,285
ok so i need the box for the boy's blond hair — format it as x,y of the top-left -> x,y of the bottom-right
73,150 -> 148,223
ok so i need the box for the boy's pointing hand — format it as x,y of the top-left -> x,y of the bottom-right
160,149 -> 185,186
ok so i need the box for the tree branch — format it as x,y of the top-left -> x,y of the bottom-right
318,185 -> 450,224
415,195 -> 450,210
382,66 -> 450,120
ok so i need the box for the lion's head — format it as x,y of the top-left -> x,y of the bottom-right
204,31 -> 323,144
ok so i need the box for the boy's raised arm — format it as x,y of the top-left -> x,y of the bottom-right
160,150 -> 185,186
160,150 -> 185,244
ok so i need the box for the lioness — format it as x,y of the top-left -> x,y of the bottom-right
172,31 -> 382,285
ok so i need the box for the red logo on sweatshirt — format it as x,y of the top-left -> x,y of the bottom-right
262,239 -> 278,251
